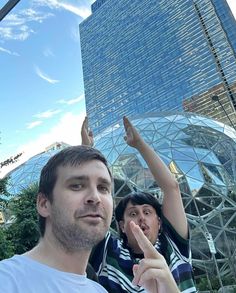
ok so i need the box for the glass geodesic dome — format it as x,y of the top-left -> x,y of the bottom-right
3,149 -> 60,197
94,112 -> 236,283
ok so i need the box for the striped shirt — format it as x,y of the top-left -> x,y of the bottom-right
90,217 -> 197,293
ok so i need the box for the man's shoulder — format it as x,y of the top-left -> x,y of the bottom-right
160,218 -> 191,258
162,216 -> 190,243
0,255 -> 21,270
0,256 -> 108,293
0,255 -> 23,291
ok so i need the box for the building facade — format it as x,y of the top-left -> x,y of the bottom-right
80,0 -> 236,134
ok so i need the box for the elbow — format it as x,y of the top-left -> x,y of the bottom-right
169,178 -> 180,193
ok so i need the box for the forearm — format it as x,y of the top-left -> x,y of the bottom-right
135,139 -> 179,193
135,139 -> 188,236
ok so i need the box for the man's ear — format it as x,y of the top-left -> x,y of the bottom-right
37,192 -> 51,217
119,220 -> 125,233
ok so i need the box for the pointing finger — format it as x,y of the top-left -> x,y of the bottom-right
130,221 -> 162,259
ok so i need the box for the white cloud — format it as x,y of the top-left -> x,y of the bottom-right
4,8 -> 53,25
43,47 -> 55,57
0,9 -> 53,41
57,94 -> 85,105
0,26 -> 33,41
0,46 -> 19,56
59,2 -> 91,19
26,121 -> 43,129
34,109 -> 62,119
35,66 -> 60,84
71,22 -> 81,42
33,0 -> 92,19
22,112 -> 85,161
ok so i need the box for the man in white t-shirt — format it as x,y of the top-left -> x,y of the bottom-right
0,145 -> 113,293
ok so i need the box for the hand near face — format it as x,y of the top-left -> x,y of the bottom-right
81,116 -> 94,146
130,221 -> 180,293
123,116 -> 144,148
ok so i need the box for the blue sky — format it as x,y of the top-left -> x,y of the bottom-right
0,0 -> 236,177
0,0 -> 95,171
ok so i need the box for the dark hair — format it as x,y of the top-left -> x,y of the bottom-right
115,192 -> 162,241
38,145 -> 111,236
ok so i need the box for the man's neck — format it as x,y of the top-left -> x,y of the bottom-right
25,237 -> 91,275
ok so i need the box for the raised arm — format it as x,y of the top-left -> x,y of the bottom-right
123,116 -> 188,239
81,116 -> 94,146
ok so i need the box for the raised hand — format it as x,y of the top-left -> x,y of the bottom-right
123,116 -> 144,148
130,221 -> 180,293
81,116 -> 94,146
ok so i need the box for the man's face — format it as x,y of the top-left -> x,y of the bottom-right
46,159 -> 113,252
119,201 -> 160,253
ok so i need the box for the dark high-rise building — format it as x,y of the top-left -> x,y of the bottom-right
79,0 -> 236,134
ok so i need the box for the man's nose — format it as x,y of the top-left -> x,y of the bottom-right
138,212 -> 145,223
85,186 -> 101,204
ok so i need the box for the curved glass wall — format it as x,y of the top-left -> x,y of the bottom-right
4,149 -> 59,197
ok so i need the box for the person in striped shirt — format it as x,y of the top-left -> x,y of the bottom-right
82,116 -> 197,293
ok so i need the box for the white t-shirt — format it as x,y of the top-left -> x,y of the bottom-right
0,255 -> 108,293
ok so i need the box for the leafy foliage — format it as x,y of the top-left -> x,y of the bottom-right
0,181 -> 39,260
0,176 -> 10,196
196,275 -> 236,291
1,183 -> 40,256
0,227 -> 14,260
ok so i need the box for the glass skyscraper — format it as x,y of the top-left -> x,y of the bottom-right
79,0 -> 236,134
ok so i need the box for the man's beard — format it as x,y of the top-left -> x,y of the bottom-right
50,205 -> 109,253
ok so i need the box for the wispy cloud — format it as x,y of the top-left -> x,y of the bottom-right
33,0 -> 92,19
57,94 -> 85,105
0,1 -> 93,42
5,8 -> 53,25
0,8 -> 54,41
34,109 -> 62,119
35,66 -> 60,84
71,22 -> 81,42
58,2 -> 91,19
0,25 -> 34,41
21,111 -> 85,162
26,121 -> 42,129
43,47 -> 55,58
0,46 -> 19,56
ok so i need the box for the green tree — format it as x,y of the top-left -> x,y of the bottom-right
6,183 -> 40,254
0,176 -> 10,196
0,226 -> 14,260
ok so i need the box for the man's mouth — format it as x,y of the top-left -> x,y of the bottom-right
75,208 -> 105,220
80,213 -> 104,219
140,225 -> 149,234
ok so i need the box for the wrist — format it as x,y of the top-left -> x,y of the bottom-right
134,138 -> 148,151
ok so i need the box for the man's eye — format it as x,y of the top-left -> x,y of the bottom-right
144,210 -> 151,215
129,212 -> 137,217
70,184 -> 83,190
98,185 -> 110,193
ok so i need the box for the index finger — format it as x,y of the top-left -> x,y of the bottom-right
130,221 -> 162,259
123,116 -> 132,130
82,116 -> 88,129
